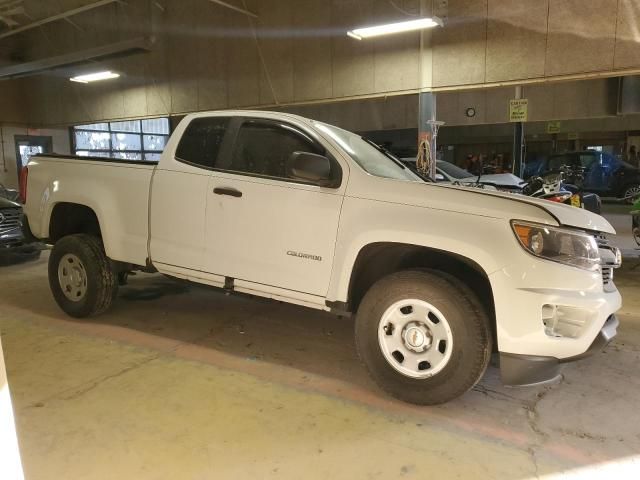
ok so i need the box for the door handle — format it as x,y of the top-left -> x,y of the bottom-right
213,187 -> 242,198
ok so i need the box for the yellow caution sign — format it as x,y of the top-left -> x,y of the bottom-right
509,99 -> 528,122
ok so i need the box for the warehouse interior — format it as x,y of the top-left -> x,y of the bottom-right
1,1 -> 640,479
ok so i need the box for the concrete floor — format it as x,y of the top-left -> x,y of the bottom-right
1,236 -> 640,478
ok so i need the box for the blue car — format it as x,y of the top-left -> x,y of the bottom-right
538,151 -> 640,203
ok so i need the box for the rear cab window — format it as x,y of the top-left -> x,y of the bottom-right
175,117 -> 230,169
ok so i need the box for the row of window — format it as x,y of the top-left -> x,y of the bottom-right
74,116 -> 327,182
73,118 -> 170,161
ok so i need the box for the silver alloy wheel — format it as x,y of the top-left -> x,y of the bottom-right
58,253 -> 88,302
625,185 -> 640,203
378,299 -> 453,379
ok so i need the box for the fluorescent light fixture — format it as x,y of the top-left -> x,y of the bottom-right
347,17 -> 443,40
70,70 -> 120,83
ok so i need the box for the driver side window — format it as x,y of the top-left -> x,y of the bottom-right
225,121 -> 323,180
579,154 -> 598,170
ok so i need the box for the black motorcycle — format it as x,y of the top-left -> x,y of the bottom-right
521,165 -> 601,214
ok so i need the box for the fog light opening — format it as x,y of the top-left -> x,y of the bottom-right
541,304 -> 593,339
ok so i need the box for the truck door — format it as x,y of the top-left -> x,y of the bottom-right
150,117 -> 231,271
204,118 -> 345,296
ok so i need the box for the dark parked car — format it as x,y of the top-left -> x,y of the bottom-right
535,151 -> 640,203
0,194 -> 41,265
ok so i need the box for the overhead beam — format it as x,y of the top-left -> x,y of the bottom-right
0,14 -> 19,27
0,0 -> 122,40
208,0 -> 257,18
0,1 -> 24,14
0,36 -> 153,79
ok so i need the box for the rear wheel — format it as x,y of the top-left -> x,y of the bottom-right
48,234 -> 117,318
623,184 -> 640,204
355,270 -> 492,405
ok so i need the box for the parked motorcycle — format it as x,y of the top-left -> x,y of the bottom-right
632,198 -> 640,247
521,165 -> 602,214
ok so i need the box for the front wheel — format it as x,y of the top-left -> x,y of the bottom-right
48,234 -> 118,318
355,270 -> 492,405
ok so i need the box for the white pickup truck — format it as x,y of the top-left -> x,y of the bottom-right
22,110 -> 622,404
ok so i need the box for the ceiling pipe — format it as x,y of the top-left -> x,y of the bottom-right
0,36 -> 153,80
208,0 -> 257,18
0,0 -> 123,40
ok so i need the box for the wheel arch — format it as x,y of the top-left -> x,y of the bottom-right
344,242 -> 497,343
48,202 -> 103,243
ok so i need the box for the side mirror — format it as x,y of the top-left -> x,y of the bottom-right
435,173 -> 446,182
287,151 -> 333,186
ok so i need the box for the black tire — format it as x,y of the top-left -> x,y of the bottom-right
48,234 -> 118,318
355,270 -> 492,405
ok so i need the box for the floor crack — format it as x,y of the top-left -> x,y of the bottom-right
522,377 -> 564,478
60,354 -> 161,401
471,384 -> 529,405
524,379 -> 562,440
23,335 -> 214,408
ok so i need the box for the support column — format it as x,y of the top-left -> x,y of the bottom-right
512,86 -> 525,177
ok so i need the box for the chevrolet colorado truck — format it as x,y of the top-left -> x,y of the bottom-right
21,111 -> 622,404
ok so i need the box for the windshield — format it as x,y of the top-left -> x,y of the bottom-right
315,122 -> 422,182
437,160 -> 474,179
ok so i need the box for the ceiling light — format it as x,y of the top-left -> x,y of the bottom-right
70,71 -> 120,83
347,17 -> 443,40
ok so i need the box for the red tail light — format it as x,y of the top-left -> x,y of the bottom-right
19,166 -> 28,204
543,192 -> 572,204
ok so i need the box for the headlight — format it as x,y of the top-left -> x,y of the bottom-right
511,221 -> 600,271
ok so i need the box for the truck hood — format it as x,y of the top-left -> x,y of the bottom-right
475,188 -> 615,234
350,176 -> 616,234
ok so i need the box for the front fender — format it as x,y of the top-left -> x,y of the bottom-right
326,197 -> 520,303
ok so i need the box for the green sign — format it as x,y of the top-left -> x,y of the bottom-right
546,121 -> 561,134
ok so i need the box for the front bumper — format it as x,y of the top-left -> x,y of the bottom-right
489,240 -> 622,386
500,314 -> 619,386
0,228 -> 24,248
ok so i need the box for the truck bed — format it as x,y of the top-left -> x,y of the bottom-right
35,153 -> 159,166
24,154 -> 156,266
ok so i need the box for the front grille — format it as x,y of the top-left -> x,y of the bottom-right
602,266 -> 613,286
0,208 -> 22,235
594,233 -> 609,248
594,233 -> 616,289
